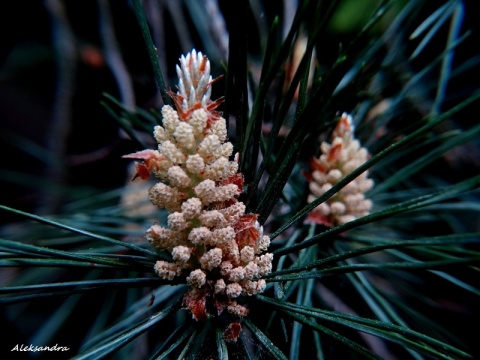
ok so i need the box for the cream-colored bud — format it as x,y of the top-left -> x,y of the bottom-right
307,194 -> 317,204
161,105 -> 180,133
226,283 -> 243,299
255,235 -> 271,253
256,279 -> 267,292
210,118 -> 228,142
240,246 -> 255,263
343,159 -> 360,173
212,184 -> 239,203
357,148 -> 368,159
225,162 -> 239,178
172,245 -> 191,263
146,224 -> 174,249
199,210 -> 227,228
211,226 -> 235,245
321,183 -> 333,193
187,269 -> 206,288
173,122 -> 195,150
344,193 -> 365,205
223,240 -> 240,264
189,108 -> 208,136
228,266 -> 246,282
346,139 -> 360,154
200,248 -> 223,270
204,157 -> 230,180
358,178 -> 374,192
309,182 -> 325,197
220,202 -> 246,222
220,261 -> 233,276
330,202 -> 346,215
159,141 -> 184,164
227,303 -> 249,316
244,261 -> 259,280
217,142 -> 234,158
358,199 -> 373,212
320,141 -> 331,155
167,166 -> 191,188
154,158 -> 174,179
186,154 -> 205,174
337,214 -> 356,224
198,134 -> 221,159
194,179 -> 216,204
314,202 -> 330,216
188,226 -> 211,245
181,197 -> 203,219
148,183 -> 180,211
312,171 -> 327,184
154,125 -> 169,142
327,169 -> 343,183
343,181 -> 359,194
154,260 -> 180,280
167,212 -> 188,231
243,280 -> 266,295
256,253 -> 273,276
243,280 -> 258,295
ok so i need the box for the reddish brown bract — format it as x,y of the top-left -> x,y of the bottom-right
183,288 -> 209,321
223,322 -> 242,342
122,150 -> 165,180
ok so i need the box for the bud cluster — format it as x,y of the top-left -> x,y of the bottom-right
124,50 -> 273,321
306,113 -> 374,226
